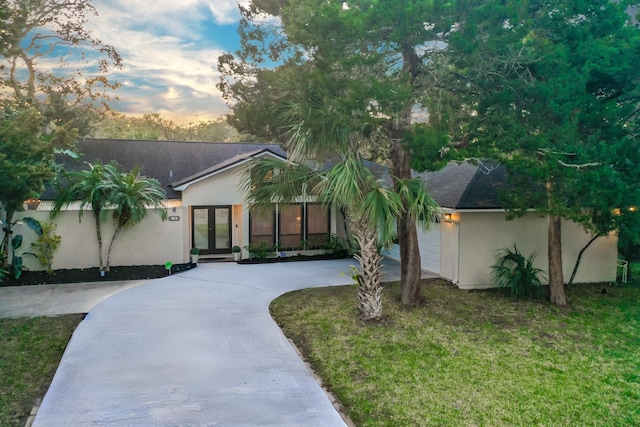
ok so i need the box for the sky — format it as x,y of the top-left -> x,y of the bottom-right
84,0 -> 251,124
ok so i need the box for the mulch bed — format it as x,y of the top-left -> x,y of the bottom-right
1,263 -> 195,287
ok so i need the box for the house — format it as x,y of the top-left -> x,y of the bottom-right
11,141 -> 618,288
384,161 -> 618,288
15,139 -> 346,270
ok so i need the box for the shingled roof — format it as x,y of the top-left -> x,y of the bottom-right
45,139 -> 287,199
416,161 -> 507,209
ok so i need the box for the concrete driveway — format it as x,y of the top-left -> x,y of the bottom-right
30,259 -> 405,426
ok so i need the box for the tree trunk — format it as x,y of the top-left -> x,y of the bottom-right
352,218 -> 384,321
94,212 -> 105,271
1,210 -> 14,269
390,140 -> 422,306
105,225 -> 123,272
548,215 -> 566,306
567,234 -> 599,287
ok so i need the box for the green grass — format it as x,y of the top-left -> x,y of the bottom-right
271,280 -> 640,426
630,261 -> 640,280
0,315 -> 83,426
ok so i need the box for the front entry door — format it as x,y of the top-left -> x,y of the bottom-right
192,206 -> 232,254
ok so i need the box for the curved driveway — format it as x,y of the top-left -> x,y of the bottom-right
33,259 -> 400,426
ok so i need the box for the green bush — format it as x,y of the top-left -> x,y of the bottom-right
246,240 -> 274,260
325,234 -> 357,258
492,245 -> 546,299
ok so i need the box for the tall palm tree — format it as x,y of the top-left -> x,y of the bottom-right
52,162 -> 112,271
102,163 -> 167,271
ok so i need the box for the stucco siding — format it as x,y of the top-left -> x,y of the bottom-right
439,217 -> 459,283
11,208 -> 184,271
181,167 -> 246,207
456,212 -> 617,289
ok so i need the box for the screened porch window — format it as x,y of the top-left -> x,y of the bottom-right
279,204 -> 302,249
306,203 -> 329,248
250,209 -> 275,245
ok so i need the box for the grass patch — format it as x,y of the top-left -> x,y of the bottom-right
0,315 -> 83,426
271,280 -> 640,426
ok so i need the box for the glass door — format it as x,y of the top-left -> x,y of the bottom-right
192,206 -> 232,254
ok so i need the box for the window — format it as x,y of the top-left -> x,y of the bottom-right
279,204 -> 302,249
306,204 -> 329,248
249,203 -> 331,250
250,209 -> 275,245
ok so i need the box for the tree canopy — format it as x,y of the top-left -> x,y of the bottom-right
88,113 -> 244,142
0,0 -> 122,136
445,0 -> 640,304
219,0 -> 459,305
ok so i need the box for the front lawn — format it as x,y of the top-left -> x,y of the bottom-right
0,315 -> 83,426
271,280 -> 640,426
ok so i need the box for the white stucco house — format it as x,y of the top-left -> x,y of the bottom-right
13,139 -> 345,271
384,162 -> 618,288
9,139 -> 617,288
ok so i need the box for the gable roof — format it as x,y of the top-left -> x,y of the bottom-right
416,161 -> 507,209
46,139 -> 287,199
171,148 -> 287,190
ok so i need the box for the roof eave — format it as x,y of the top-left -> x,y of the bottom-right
171,149 -> 287,192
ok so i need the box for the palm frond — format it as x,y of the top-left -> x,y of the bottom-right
319,155 -> 374,211
394,177 -> 442,229
361,185 -> 403,245
240,156 -> 321,216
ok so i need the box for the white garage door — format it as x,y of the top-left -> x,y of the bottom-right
381,223 -> 441,275
417,224 -> 440,274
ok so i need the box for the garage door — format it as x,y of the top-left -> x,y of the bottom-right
417,224 -> 440,274
381,223 -> 441,275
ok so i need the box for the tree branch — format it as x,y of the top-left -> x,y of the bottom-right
557,160 -> 601,169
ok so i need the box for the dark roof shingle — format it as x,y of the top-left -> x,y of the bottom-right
417,162 -> 506,209
45,139 -> 286,199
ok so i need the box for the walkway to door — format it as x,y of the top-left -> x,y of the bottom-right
32,259 -> 413,426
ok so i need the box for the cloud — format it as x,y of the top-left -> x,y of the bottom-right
207,0 -> 251,24
79,0 -> 247,123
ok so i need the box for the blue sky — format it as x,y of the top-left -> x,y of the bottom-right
83,0 -> 249,123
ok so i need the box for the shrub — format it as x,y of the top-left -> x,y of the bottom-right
246,240 -> 274,260
492,245 -> 546,299
30,221 -> 61,273
325,234 -> 357,258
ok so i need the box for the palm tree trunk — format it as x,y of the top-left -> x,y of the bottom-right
105,225 -> 123,272
352,218 -> 384,321
94,213 -> 105,271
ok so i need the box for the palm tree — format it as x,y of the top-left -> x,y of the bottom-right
243,80 -> 440,320
244,153 -> 438,321
52,162 -> 112,271
102,163 -> 167,271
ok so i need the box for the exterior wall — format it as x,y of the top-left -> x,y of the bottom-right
11,207 -> 185,271
439,215 -> 459,283
181,167 -> 246,207
180,164 -> 346,260
454,212 -> 617,289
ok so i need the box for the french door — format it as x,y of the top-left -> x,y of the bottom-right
192,206 -> 231,254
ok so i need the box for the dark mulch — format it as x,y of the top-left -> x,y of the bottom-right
1,263 -> 195,287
